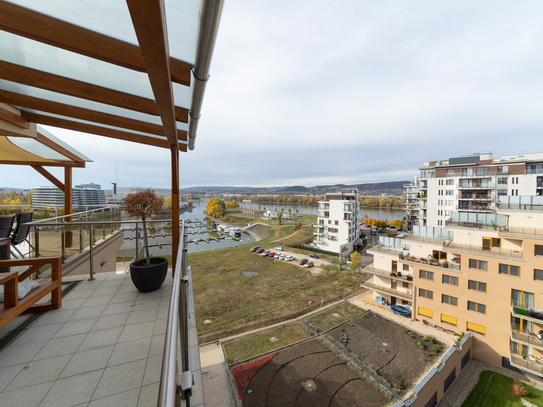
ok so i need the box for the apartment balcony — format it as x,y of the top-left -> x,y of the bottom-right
510,330 -> 543,351
498,226 -> 543,238
402,256 -> 461,272
456,206 -> 493,213
457,182 -> 494,189
361,280 -> 413,301
511,303 -> 543,324
313,224 -> 324,229
445,241 -> 522,258
509,353 -> 543,377
361,265 -> 413,282
367,245 -> 407,257
458,174 -> 492,179
458,195 -> 492,201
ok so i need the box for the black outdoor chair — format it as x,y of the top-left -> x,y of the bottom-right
10,211 -> 33,259
0,214 -> 15,272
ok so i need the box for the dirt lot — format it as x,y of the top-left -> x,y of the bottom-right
243,338 -> 390,407
327,312 -> 442,389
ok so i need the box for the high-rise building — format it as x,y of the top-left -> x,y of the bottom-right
404,152 -> 543,228
313,189 -> 360,255
31,186 -> 107,211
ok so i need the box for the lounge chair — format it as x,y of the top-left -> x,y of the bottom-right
0,214 -> 15,273
10,211 -> 33,259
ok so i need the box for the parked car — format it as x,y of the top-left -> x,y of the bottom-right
268,252 -> 276,257
261,250 -> 270,256
389,225 -> 396,229
250,246 -> 260,252
285,256 -> 295,261
256,248 -> 265,254
298,258 -> 308,265
274,246 -> 284,251
309,253 -> 319,259
279,255 -> 286,260
304,261 -> 314,268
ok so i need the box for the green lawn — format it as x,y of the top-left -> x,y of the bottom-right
462,370 -> 543,407
305,302 -> 364,333
189,245 -> 361,340
222,323 -> 311,364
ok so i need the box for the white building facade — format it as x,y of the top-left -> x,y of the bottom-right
313,189 -> 360,255
405,152 -> 543,228
31,185 -> 107,211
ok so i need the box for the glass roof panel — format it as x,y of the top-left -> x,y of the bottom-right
37,126 -> 92,162
165,0 -> 199,64
5,0 -> 139,45
8,136 -> 70,161
1,32 -> 156,100
0,80 -> 164,126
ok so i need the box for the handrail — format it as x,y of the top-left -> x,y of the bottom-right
158,220 -> 192,406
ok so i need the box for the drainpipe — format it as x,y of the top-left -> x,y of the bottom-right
188,0 -> 224,150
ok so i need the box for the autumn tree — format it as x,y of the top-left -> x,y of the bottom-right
164,196 -> 173,210
277,211 -> 283,225
123,189 -> 164,265
350,252 -> 361,271
205,198 -> 226,218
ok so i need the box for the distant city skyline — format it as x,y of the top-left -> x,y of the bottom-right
4,1 -> 543,190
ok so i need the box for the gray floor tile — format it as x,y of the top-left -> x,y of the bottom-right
88,388 -> 140,407
32,309 -> 76,327
142,355 -> 162,386
82,295 -> 114,308
118,321 -> 155,343
33,334 -> 86,361
79,327 -> 122,351
60,345 -> 114,378
93,359 -> 146,399
0,341 -> 47,367
102,301 -> 134,316
92,313 -> 129,332
40,370 -> 103,407
138,382 -> 159,407
149,334 -> 165,358
5,354 -> 71,391
0,381 -> 53,407
53,318 -> 98,338
0,363 -> 26,392
70,306 -> 106,321
14,323 -> 63,345
107,337 -> 151,367
126,307 -> 158,326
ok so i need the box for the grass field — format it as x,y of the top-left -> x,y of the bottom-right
189,245 -> 361,339
462,370 -> 543,407
304,302 -> 365,333
222,323 -> 311,364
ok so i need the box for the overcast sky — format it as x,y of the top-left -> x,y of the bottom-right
7,0 -> 543,190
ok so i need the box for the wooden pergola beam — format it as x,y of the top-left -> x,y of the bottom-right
31,165 -> 64,190
0,1 -> 191,86
36,132 -> 86,165
3,160 -> 83,167
127,0 -> 178,147
23,112 -> 179,150
0,61 -> 188,123
0,90 -> 187,142
0,105 -> 29,129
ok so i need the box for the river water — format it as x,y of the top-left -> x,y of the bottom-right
117,198 -> 405,258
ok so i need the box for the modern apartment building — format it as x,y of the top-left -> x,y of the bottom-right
364,194 -> 543,378
31,185 -> 107,211
313,189 -> 360,255
405,152 -> 543,228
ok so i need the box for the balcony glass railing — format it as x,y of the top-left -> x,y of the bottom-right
362,280 -> 413,300
511,330 -> 543,350
510,353 -> 543,376
445,241 -> 522,258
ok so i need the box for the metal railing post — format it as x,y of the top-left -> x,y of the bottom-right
135,224 -> 140,259
60,222 -> 66,261
89,224 -> 95,281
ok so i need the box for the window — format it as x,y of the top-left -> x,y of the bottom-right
444,368 -> 456,392
535,269 -> 543,281
498,177 -> 508,184
468,301 -> 486,314
468,280 -> 486,292
446,190 -> 454,195
441,313 -> 457,326
442,275 -> 459,286
433,250 -> 447,260
403,264 -> 409,271
482,237 -> 501,250
446,179 -> 454,185
499,264 -> 520,277
335,220 -> 338,225
420,270 -> 434,280
419,288 -> 433,299
467,322 -> 486,336
536,245 -> 543,257
418,307 -> 433,318
442,295 -> 458,306
469,259 -> 487,271
512,290 -> 534,309
424,392 -> 437,407
402,281 -> 410,288
461,349 -> 471,369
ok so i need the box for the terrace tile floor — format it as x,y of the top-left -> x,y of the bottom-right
0,270 -> 205,407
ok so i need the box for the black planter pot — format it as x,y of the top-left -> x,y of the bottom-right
130,257 -> 168,293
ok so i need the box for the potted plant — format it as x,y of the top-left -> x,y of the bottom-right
123,189 -> 168,292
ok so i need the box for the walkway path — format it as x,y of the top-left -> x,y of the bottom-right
199,343 -> 234,407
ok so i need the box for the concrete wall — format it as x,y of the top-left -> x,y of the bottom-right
63,230 -> 124,277
392,334 -> 474,407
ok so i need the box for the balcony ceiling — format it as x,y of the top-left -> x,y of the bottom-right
0,0 -> 220,158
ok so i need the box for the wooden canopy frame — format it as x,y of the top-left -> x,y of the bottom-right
0,0 -> 221,268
